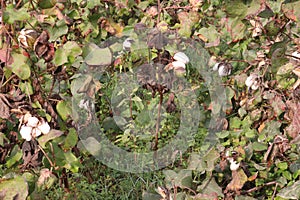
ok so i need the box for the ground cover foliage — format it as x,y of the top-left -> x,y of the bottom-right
0,0 -> 300,199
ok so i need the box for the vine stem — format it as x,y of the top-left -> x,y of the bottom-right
153,91 -> 163,151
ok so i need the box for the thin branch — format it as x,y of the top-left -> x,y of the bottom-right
38,145 -> 55,167
241,181 -> 277,194
157,0 -> 161,25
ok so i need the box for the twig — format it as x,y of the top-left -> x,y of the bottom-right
163,5 -> 193,10
38,145 -> 55,167
0,74 -> 16,89
242,181 -> 277,194
272,183 -> 278,200
285,53 -> 300,60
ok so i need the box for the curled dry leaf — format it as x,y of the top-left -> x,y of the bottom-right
34,30 -> 54,62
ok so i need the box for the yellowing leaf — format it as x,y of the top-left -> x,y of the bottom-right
10,52 -> 31,80
178,11 -> 200,37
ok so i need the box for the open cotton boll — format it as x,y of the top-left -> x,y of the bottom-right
213,63 -> 220,71
20,125 -> 33,141
123,38 -> 134,51
229,160 -> 240,171
27,116 -> 39,127
172,61 -> 186,70
173,52 -> 189,64
32,128 -> 42,137
251,81 -> 260,90
37,121 -> 51,134
218,64 -> 231,76
245,75 -> 255,87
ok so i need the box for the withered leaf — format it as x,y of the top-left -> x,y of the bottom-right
21,140 -> 43,169
225,168 -> 248,192
0,98 -> 10,119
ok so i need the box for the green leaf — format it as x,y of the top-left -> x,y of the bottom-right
277,180 -> 300,199
225,0 -> 247,18
203,148 -> 220,171
63,151 -> 82,173
164,169 -> 192,189
282,170 -> 292,180
54,41 -> 83,66
142,191 -> 161,200
53,48 -> 68,66
216,131 -> 230,139
0,174 -> 28,200
277,162 -> 288,170
84,44 -> 112,66
230,117 -> 242,129
3,5 -> 30,24
188,153 -> 205,172
48,21 -> 68,41
19,81 -> 34,95
37,0 -> 57,9
196,26 -> 220,47
63,41 -> 82,58
252,142 -> 268,151
56,100 -> 72,121
63,128 -> 78,150
38,129 -> 64,148
197,177 -> 223,198
245,129 -> 256,138
5,145 -> 22,168
11,53 -> 31,80
260,121 -> 281,141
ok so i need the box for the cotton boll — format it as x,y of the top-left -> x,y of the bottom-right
173,52 -> 189,64
22,113 -> 32,124
245,74 -> 260,90
229,160 -> 240,171
123,38 -> 134,51
172,61 -> 186,70
27,116 -> 39,127
218,63 -> 231,76
213,62 -> 220,71
251,80 -> 260,90
245,75 -> 255,87
20,125 -> 32,141
38,121 -> 51,134
32,128 -> 42,137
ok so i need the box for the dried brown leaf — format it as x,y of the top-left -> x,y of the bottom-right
225,169 -> 248,193
0,95 -> 11,119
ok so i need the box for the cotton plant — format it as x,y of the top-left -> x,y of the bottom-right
19,113 -> 51,141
